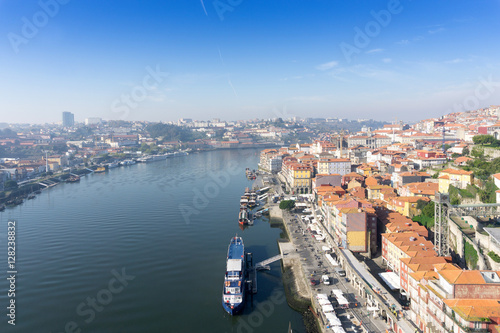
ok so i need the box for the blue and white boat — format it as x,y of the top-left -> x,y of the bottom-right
222,236 -> 245,315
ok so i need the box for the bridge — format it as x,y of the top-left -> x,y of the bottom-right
450,202 -> 500,217
434,193 -> 500,257
255,254 -> 282,270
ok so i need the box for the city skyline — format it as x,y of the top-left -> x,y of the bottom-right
1,1 -> 499,124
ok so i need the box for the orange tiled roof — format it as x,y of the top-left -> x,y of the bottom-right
441,168 -> 473,176
444,299 -> 500,321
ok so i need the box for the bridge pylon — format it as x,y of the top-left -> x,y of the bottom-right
434,192 -> 450,257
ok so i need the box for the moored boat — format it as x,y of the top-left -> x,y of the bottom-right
66,175 -> 80,183
248,190 -> 257,208
240,195 -> 248,207
238,207 -> 250,225
120,159 -> 136,166
94,166 -> 106,173
222,236 -> 245,315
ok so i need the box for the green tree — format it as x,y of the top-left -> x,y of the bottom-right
471,147 -> 485,159
4,180 -> 18,190
416,199 -> 428,210
462,146 -> 469,156
473,135 -> 495,145
422,201 -> 435,218
279,200 -> 295,210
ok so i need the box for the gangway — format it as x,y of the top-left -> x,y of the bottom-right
256,186 -> 270,194
255,254 -> 282,270
258,193 -> 268,201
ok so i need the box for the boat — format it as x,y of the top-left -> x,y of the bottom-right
66,175 -> 80,183
107,161 -> 120,168
238,207 -> 250,225
240,195 -> 248,207
248,190 -> 257,208
151,154 -> 168,161
95,166 -> 106,173
136,156 -> 150,163
222,236 -> 245,315
120,159 -> 136,166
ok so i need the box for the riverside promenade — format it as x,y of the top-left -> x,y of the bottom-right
268,203 -> 390,333
309,204 -> 419,333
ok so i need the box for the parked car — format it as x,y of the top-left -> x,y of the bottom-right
309,278 -> 320,286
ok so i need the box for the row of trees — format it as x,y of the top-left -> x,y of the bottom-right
146,123 -> 205,142
472,134 -> 500,147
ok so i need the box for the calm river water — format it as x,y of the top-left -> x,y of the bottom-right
0,148 -> 305,333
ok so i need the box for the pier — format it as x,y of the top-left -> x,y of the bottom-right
255,254 -> 282,270
247,253 -> 283,294
246,253 -> 258,294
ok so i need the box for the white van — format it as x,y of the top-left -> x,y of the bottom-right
321,275 -> 330,285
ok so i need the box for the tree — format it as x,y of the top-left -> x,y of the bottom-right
462,146 -> 469,156
473,135 -> 495,145
279,200 -> 295,210
416,199 -> 428,210
422,201 -> 435,218
4,180 -> 18,190
471,147 -> 485,159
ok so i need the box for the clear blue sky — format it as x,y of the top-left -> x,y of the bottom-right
1,0 -> 499,124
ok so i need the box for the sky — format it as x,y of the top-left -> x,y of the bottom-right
0,0 -> 499,124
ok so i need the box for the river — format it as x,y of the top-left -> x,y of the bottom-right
0,148 -> 306,333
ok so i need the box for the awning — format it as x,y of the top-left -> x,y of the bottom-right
378,272 -> 401,290
331,289 -> 343,297
325,254 -> 339,266
322,246 -> 331,252
325,312 -> 342,326
322,304 -> 335,313
337,296 -> 349,305
316,294 -> 329,300
331,326 -> 346,333
318,299 -> 331,306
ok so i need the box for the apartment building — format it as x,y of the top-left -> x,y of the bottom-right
317,158 -> 351,176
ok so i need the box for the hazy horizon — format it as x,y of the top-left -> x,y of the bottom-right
1,1 -> 499,124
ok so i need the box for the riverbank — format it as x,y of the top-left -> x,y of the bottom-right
0,151 -> 193,209
267,203 -> 321,333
